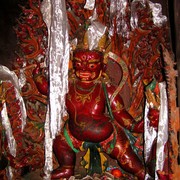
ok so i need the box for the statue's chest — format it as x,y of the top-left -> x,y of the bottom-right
66,83 -> 105,114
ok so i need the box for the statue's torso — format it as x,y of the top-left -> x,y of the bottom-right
66,81 -> 113,142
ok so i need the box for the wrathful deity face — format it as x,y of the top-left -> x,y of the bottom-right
73,50 -> 103,82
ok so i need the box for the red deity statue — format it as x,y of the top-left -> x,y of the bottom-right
51,48 -> 146,179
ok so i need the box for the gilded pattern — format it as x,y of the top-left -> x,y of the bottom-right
75,92 -> 92,104
121,117 -> 131,127
112,101 -> 123,112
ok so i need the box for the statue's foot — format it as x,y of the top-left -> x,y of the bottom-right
51,167 -> 74,179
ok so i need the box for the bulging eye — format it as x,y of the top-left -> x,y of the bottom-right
75,62 -> 82,67
88,63 -> 97,69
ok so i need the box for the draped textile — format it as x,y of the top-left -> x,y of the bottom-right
41,0 -> 70,179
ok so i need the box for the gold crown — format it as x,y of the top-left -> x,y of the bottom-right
71,22 -> 110,54
83,30 -> 108,52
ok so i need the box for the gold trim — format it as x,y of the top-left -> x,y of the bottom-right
74,58 -> 101,63
111,101 -> 124,112
121,117 -> 131,127
74,83 -> 96,105
108,52 -> 129,105
145,89 -> 160,109
68,95 -> 85,128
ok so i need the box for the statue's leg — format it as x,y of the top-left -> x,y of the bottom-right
102,125 -> 145,179
51,134 -> 76,179
110,141 -> 145,179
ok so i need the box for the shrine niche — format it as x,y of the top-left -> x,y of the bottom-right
0,0 -> 179,180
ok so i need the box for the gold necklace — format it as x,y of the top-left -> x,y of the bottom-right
74,82 -> 97,105
76,84 -> 95,92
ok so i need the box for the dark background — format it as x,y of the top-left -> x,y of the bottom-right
0,0 -> 178,66
0,0 -> 27,69
0,0 -> 179,104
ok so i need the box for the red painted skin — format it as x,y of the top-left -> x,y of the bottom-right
51,50 -> 145,179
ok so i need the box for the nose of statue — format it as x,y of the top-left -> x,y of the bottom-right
82,62 -> 87,71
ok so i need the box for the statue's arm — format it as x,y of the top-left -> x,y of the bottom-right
106,84 -> 144,133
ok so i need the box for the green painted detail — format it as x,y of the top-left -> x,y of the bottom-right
63,123 -> 79,153
102,82 -> 116,153
83,142 -> 102,175
102,82 -> 114,120
146,78 -> 157,91
107,132 -> 116,154
124,128 -> 142,160
102,82 -> 141,159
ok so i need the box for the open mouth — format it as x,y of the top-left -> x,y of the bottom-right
79,72 -> 92,78
76,71 -> 96,81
